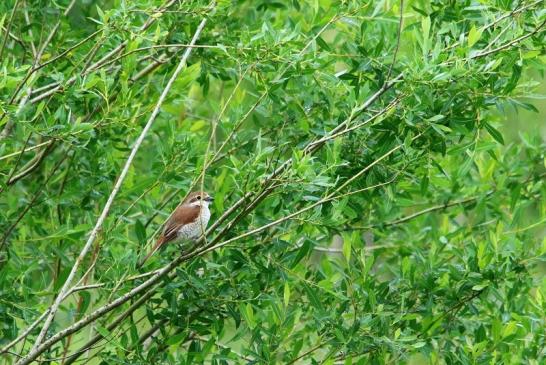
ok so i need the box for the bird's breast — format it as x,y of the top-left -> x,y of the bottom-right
177,206 -> 210,240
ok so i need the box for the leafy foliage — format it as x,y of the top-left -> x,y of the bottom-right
0,0 -> 545,364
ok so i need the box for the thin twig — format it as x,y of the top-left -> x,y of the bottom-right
22,4 -> 37,57
0,132 -> 33,193
287,339 -> 330,365
385,0 -> 404,83
471,18 -> 546,58
347,191 -> 494,230
0,0 -> 21,61
6,140 -> 57,186
0,149 -> 71,253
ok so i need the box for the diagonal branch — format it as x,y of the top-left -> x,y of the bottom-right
385,0 -> 404,83
471,18 -> 546,59
346,191 -> 495,230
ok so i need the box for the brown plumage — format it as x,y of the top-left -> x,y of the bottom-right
137,191 -> 213,268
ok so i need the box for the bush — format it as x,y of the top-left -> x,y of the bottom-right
0,0 -> 545,364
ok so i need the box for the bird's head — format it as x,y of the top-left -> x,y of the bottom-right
184,191 -> 214,207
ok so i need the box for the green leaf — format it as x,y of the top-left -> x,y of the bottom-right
134,219 -> 146,243
427,114 -> 445,122
79,291 -> 91,316
284,282 -> 290,307
54,267 -> 71,292
468,25 -> 482,47
303,283 -> 324,312
96,325 -> 111,339
502,321 -> 518,338
190,120 -> 207,132
245,303 -> 255,329
175,62 -> 201,90
472,283 -> 489,291
421,16 -> 431,54
342,236 -> 351,263
166,332 -> 187,345
291,240 -> 311,267
316,36 -> 331,52
484,122 -> 504,145
71,122 -> 94,133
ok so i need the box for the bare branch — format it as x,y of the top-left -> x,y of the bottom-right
6,140 -> 57,186
0,140 -> 53,162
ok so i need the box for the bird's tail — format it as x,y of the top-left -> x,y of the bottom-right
137,236 -> 164,269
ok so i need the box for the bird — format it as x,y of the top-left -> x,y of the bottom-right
137,191 -> 214,268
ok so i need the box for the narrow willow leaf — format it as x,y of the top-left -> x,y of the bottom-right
484,122 -> 505,145
284,282 -> 290,307
95,325 -> 111,339
134,219 -> 146,243
468,25 -> 482,47
343,237 -> 351,263
421,16 -> 431,53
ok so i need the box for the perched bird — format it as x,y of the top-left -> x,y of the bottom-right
138,191 -> 214,268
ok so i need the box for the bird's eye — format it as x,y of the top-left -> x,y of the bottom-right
196,195 -> 201,200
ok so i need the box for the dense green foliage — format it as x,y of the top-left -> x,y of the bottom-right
1,0 -> 545,364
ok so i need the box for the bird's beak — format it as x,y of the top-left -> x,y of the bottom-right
205,196 -> 214,202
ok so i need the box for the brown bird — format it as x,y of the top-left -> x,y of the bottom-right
138,191 -> 214,268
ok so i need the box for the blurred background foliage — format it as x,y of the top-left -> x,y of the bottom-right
0,0 -> 545,364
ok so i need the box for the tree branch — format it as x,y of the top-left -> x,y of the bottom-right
471,18 -> 546,59
346,191 -> 495,230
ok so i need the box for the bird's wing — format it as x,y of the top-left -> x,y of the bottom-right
161,205 -> 201,244
137,205 -> 200,268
